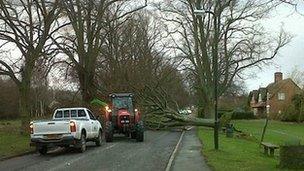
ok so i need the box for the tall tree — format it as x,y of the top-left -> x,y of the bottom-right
0,0 -> 61,133
155,0 -> 291,118
53,0 -> 147,104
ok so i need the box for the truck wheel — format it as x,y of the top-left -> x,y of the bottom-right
131,132 -> 136,139
38,146 -> 48,155
78,133 -> 86,153
95,130 -> 102,146
105,121 -> 113,142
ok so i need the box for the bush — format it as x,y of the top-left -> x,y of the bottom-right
219,112 -> 233,128
219,109 -> 255,120
279,105 -> 304,122
218,109 -> 233,118
231,110 -> 255,120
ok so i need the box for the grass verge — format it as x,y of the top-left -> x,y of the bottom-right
198,119 -> 304,171
0,120 -> 34,159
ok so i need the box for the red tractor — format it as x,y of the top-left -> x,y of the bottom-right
104,93 -> 144,142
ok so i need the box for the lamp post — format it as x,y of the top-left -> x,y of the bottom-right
194,9 -> 219,150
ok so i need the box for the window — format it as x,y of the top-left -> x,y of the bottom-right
63,110 -> 70,118
251,95 -> 255,102
113,97 -> 133,110
278,92 -> 285,100
258,94 -> 262,102
54,111 -> 63,118
71,110 -> 77,118
87,110 -> 96,120
78,110 -> 86,117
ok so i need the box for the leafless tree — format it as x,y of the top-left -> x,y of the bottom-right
154,0 -> 291,118
0,0 -> 62,133
53,0 -> 147,104
288,66 -> 304,89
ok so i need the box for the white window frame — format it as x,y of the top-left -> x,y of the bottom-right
258,93 -> 262,102
278,92 -> 285,101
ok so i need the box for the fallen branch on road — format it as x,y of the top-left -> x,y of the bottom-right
139,86 -> 215,129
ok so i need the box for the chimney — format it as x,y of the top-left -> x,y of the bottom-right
274,72 -> 283,83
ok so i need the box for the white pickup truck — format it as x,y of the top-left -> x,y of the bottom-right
30,107 -> 102,155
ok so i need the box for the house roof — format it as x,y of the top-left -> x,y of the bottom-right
251,101 -> 267,108
249,88 -> 267,101
258,88 -> 267,101
249,90 -> 258,102
267,78 -> 301,99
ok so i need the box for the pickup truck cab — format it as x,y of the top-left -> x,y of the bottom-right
30,107 -> 102,155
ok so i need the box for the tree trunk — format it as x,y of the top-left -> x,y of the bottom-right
78,68 -> 97,104
19,81 -> 31,135
202,100 -> 213,118
18,61 -> 33,134
197,91 -> 214,118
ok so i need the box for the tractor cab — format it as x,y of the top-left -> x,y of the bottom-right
110,93 -> 135,128
112,94 -> 134,114
104,93 -> 144,142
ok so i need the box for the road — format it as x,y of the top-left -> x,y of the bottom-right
0,130 -> 181,171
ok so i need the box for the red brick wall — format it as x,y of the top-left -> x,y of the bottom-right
268,81 -> 301,119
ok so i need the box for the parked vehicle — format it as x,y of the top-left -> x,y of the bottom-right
179,108 -> 192,115
30,107 -> 102,155
104,93 -> 144,142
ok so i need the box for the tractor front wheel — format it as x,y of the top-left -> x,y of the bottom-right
105,121 -> 113,142
131,132 -> 136,139
125,132 -> 130,137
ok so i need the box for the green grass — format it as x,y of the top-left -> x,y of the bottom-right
0,120 -> 33,159
198,119 -> 304,171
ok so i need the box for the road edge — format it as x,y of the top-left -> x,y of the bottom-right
0,150 -> 36,161
165,130 -> 185,171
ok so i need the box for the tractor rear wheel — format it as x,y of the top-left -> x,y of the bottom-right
135,121 -> 144,142
105,121 -> 113,142
136,131 -> 144,142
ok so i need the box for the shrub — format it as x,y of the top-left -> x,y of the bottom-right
219,109 -> 255,120
279,105 -> 304,122
231,110 -> 255,120
219,112 -> 233,128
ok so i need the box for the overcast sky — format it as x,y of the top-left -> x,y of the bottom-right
245,3 -> 304,91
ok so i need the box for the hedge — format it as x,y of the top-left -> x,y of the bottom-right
279,145 -> 304,169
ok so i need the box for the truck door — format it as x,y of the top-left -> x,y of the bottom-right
78,109 -> 92,138
87,110 -> 99,138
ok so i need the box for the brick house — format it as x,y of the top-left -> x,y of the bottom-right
249,72 -> 301,118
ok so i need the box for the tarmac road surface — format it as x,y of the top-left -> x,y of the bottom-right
0,130 -> 181,171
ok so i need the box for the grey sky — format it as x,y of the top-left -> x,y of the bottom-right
245,3 -> 304,91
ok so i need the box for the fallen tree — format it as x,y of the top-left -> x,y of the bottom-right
139,86 -> 214,129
